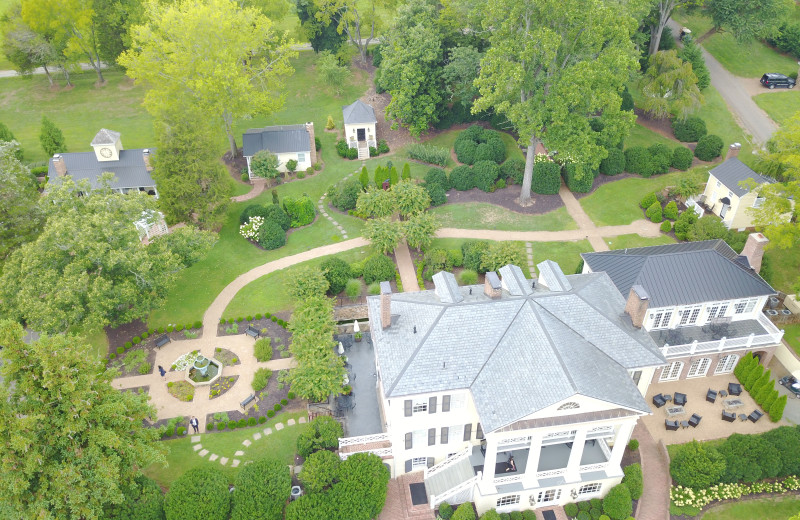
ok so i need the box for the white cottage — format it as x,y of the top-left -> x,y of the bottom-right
700,155 -> 776,230
242,123 -> 317,175
342,99 -> 377,159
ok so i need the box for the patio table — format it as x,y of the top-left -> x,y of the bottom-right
724,398 -> 744,409
666,405 -> 685,417
680,421 -> 690,429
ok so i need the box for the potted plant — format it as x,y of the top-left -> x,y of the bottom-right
354,331 -> 363,342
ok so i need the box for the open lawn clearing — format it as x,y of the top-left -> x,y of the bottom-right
223,246 -> 372,318
781,323 -> 800,358
703,32 -> 798,79
77,326 -> 109,360
603,233 -> 676,250
702,495 -> 800,520
753,91 -> 800,126
431,203 -> 576,232
672,9 -> 715,39
143,411 -> 303,489
409,127 -> 524,169
624,123 -> 679,149
764,245 -> 800,295
531,240 -> 593,275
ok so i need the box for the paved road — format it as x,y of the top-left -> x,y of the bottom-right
667,19 -> 778,148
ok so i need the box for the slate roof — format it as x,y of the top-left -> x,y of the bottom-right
367,267 -> 666,433
709,158 -> 773,197
581,240 -> 775,308
242,124 -> 310,158
90,128 -> 121,146
47,149 -> 155,190
342,100 -> 377,125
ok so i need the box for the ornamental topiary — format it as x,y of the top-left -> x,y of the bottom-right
257,220 -> 286,250
267,410 -> 275,417
321,257 -> 352,295
660,220 -> 672,233
671,146 -> 694,170
531,157 -> 561,194
563,162 -> 594,193
600,148 -> 625,176
770,394 -> 788,422
163,467 -> 230,520
247,417 -> 257,426
664,200 -> 679,220
132,336 -> 141,344
672,116 -> 707,142
646,201 -> 663,222
450,165 -> 475,191
639,192 -> 658,210
473,160 -> 501,192
602,484 -> 632,520
694,134 -> 724,161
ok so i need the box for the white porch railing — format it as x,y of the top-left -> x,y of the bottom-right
599,438 -> 611,460
493,474 -> 523,485
430,475 -> 479,508
579,462 -> 608,472
340,446 -> 392,460
587,426 -> 614,438
424,446 -> 471,479
338,432 -> 390,447
660,316 -> 784,359
536,468 -> 567,479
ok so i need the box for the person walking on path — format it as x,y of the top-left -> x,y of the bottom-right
190,416 -> 199,434
158,365 -> 166,379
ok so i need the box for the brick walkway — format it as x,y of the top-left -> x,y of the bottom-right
231,178 -> 266,202
632,420 -> 670,520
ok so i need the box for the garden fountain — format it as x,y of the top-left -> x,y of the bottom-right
185,354 -> 223,387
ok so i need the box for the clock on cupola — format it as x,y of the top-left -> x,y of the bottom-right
91,128 -> 123,162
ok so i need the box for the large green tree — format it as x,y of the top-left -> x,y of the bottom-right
646,0 -> 700,55
152,113 -> 232,229
313,0 -> 392,64
1,4 -> 61,86
705,0 -> 792,42
119,0 -> 296,156
378,0 -> 442,137
0,176 -> 216,333
230,459 -> 290,520
93,0 -> 143,65
473,0 -> 639,205
639,50 -> 703,120
0,141 -> 42,260
442,45 -> 482,108
0,321 -> 167,520
296,0 -> 347,54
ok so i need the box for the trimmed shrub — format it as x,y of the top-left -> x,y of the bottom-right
368,282 -> 381,295
116,346 -> 124,354
602,484 -> 632,520
378,139 -> 390,154
425,167 -> 449,190
600,148 -> 625,176
770,394 -> 788,422
258,416 -> 267,424
299,449 -> 341,493
473,160 -> 501,192
672,116 -> 707,142
282,196 -> 316,227
589,509 -> 602,520
141,332 -> 149,339
694,134 -> 724,161
132,336 -> 141,344
639,192 -> 658,210
660,220 -> 672,232
648,144 -> 672,175
267,410 -> 275,418
462,240 -> 490,272
336,139 -> 348,157
163,467 -> 230,520
257,220 -> 286,250
439,502 -> 454,519
502,158 -> 525,185
274,403 -> 282,411
363,254 -> 396,284
564,503 -> 579,518
288,391 -> 296,399
321,257 -> 352,295
532,158 -> 561,194
217,421 -> 226,430
622,463 -> 643,499
247,417 -> 257,426
646,201 -> 663,222
671,146 -> 694,170
670,440 -> 726,489
296,416 -> 344,458
229,420 -> 238,430
345,278 -> 362,301
459,269 -> 478,285
138,363 -> 152,375
577,512 -> 591,520
238,418 -> 247,427
328,178 -> 363,211
625,146 -> 655,177
125,341 -> 132,350
454,137 -> 476,164
252,367 -> 272,391
447,249 -> 463,267
590,499 -> 602,510
407,143 -> 449,167
628,439 -> 639,451
563,162 -> 594,193
230,459 -> 290,520
578,502 -> 591,511
450,165 -> 475,191
425,182 -> 447,206
346,147 -> 358,159
452,503 -> 476,520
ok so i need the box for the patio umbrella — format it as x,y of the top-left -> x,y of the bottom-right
353,320 -> 360,333
338,342 -> 344,355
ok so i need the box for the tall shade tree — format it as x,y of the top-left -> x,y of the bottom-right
442,45 -> 483,108
705,0 -> 792,43
378,0 -> 443,137
0,321 -> 167,520
1,4 -> 62,86
0,176 -> 217,333
0,141 -> 42,260
93,0 -> 143,65
296,0 -> 347,54
639,50 -> 703,120
119,0 -> 296,156
314,0 -> 392,64
153,113 -> 232,228
647,0 -> 701,55
473,0 -> 639,205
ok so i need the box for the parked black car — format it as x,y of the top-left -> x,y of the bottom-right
779,375 -> 800,398
761,73 -> 796,89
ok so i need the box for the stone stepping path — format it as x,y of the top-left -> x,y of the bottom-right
317,169 -> 362,241
189,417 -> 305,467
525,242 -> 536,276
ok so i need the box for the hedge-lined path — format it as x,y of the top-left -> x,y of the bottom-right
188,416 -> 306,468
231,177 -> 266,202
394,240 -> 421,292
317,167 -> 363,240
632,420 -> 670,520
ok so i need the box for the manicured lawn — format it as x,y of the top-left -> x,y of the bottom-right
430,203 -> 577,231
672,9 -> 715,38
780,323 -> 800,358
603,233 -> 676,250
77,326 -> 109,359
530,240 -> 593,275
692,85 -> 754,163
223,246 -> 372,318
410,128 -> 524,169
624,123 -> 680,150
764,244 -> 800,294
703,32 -> 798,79
144,410 -> 304,489
702,495 -> 800,520
753,91 -> 800,126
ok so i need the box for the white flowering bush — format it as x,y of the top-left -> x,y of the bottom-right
671,475 -> 800,510
172,351 -> 200,371
239,216 -> 264,241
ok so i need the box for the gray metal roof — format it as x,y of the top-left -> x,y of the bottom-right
709,158 -> 773,197
538,260 -> 572,292
581,240 -> 775,308
90,128 -> 121,146
367,267 -> 666,433
242,124 -> 310,158
342,100 -> 377,125
47,149 -> 156,190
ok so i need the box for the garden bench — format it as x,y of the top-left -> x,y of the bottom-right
241,393 -> 257,412
245,325 -> 259,339
155,335 -> 171,348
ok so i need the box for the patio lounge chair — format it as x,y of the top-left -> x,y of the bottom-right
653,394 -> 667,408
706,389 -> 717,403
688,413 -> 702,427
674,392 -> 687,406
728,382 -> 742,396
722,410 -> 736,422
748,410 -> 764,423
665,420 -> 679,431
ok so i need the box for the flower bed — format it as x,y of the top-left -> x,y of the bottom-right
671,476 -> 800,515
203,375 -> 296,432
213,347 -> 241,366
167,380 -> 195,402
110,347 -> 156,377
154,416 -> 189,440
216,312 -> 292,355
210,375 -> 239,400
170,350 -> 200,372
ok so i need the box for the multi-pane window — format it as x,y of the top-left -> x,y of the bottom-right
715,354 -> 739,375
579,483 -> 602,495
496,495 -> 520,507
687,358 -> 711,378
706,303 -> 729,323
735,299 -> 758,314
679,306 -> 702,326
651,310 -> 673,329
450,393 -> 466,410
660,361 -> 684,382
536,489 -> 562,504
411,457 -> 427,469
297,152 -> 306,163
412,430 -> 426,447
412,400 -> 428,413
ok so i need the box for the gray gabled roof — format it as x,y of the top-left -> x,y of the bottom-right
709,158 -> 773,197
581,240 -> 775,308
367,267 -> 666,433
242,124 -> 310,158
90,128 -> 121,146
342,100 -> 377,125
47,149 -> 155,190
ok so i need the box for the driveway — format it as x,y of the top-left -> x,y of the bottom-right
768,356 -> 800,425
667,19 -> 779,148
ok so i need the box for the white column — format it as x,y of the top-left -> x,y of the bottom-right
564,429 -> 588,483
606,421 -> 636,477
478,436 -> 499,495
522,434 -> 541,489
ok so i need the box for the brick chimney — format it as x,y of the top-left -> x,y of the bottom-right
306,122 -> 317,166
484,271 -> 502,299
380,281 -> 392,329
142,149 -> 153,172
742,232 -> 769,273
625,285 -> 650,328
726,142 -> 741,160
52,154 -> 67,176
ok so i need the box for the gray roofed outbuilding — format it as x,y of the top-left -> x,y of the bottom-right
342,99 -> 377,124
242,124 -> 311,158
709,158 -> 773,197
367,266 -> 666,433
47,150 -> 156,190
581,240 -> 775,308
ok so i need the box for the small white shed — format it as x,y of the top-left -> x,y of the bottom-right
342,100 -> 377,151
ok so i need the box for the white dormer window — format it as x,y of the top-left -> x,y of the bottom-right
651,310 -> 673,329
679,306 -> 701,326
